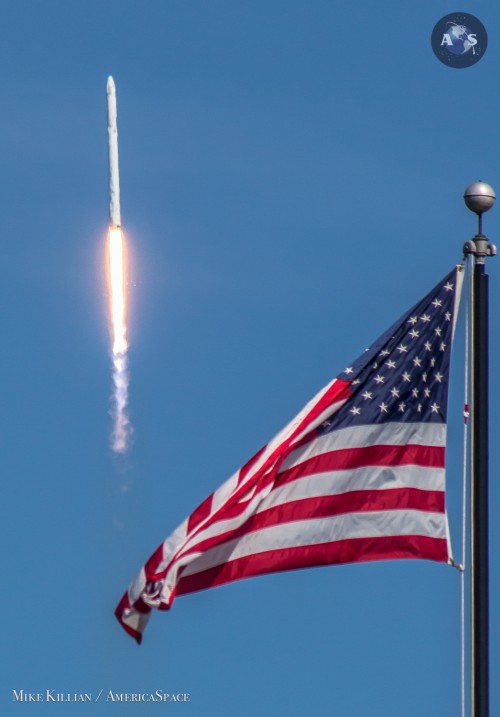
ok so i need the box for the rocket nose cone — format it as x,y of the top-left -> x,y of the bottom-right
107,76 -> 115,94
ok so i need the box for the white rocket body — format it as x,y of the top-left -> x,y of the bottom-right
107,76 -> 121,227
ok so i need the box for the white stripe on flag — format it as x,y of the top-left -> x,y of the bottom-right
179,509 -> 448,579
172,463 -> 444,561
266,465 -> 445,507
281,422 -> 446,472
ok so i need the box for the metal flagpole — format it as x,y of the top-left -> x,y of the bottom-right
463,181 -> 497,717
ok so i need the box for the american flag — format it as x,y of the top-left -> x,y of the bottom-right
116,266 -> 463,643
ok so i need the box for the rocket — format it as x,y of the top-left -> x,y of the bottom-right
107,76 -> 121,228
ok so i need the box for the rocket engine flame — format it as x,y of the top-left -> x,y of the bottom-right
108,226 -> 131,453
109,227 -> 127,355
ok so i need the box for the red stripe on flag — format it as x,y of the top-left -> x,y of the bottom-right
278,443 -> 445,485
164,383 -> 352,572
114,594 -> 147,645
282,379 -> 351,449
237,444 -> 267,486
187,493 -> 214,534
174,535 -> 448,596
143,442 -> 445,581
145,545 -> 166,579
176,487 -> 445,560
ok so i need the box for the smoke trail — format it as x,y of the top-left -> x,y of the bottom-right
111,351 -> 130,453
108,226 -> 132,453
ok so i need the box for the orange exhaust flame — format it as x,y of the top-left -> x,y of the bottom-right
109,227 -> 128,355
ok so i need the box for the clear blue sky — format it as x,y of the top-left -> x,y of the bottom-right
2,2 -> 499,715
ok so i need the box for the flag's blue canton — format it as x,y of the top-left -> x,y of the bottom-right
320,269 -> 459,434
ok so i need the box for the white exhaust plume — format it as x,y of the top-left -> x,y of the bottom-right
108,226 -> 131,453
106,76 -> 132,453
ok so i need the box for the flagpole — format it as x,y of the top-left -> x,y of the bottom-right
463,182 -> 496,717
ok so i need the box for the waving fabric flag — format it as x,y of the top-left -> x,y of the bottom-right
116,267 -> 464,643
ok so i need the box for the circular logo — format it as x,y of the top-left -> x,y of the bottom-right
431,13 -> 487,68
